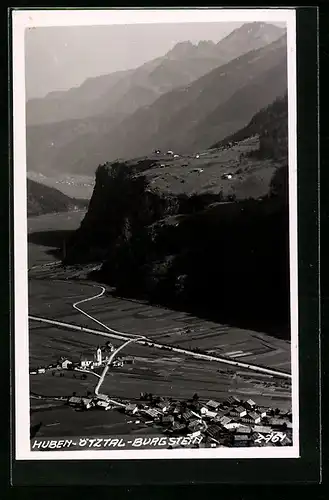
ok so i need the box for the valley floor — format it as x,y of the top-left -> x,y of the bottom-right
27,211 -> 292,440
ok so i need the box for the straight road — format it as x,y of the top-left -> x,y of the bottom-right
29,313 -> 291,379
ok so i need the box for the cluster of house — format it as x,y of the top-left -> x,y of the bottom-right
154,149 -> 180,158
122,395 -> 293,447
30,343 -> 135,375
66,391 -> 293,448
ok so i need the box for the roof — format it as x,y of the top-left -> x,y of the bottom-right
253,425 -> 273,433
234,434 -> 249,441
97,400 -> 109,407
162,415 -> 174,422
126,403 -> 138,411
97,394 -> 110,402
219,416 -> 232,426
68,396 -> 82,404
236,426 -> 252,434
206,400 -> 220,409
236,406 -> 246,413
227,396 -> 240,404
270,418 -> 286,426
81,398 -> 92,404
207,425 -> 222,437
157,401 -> 169,408
143,408 -> 160,418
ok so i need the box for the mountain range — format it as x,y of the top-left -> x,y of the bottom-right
26,22 -> 287,177
27,178 -> 88,216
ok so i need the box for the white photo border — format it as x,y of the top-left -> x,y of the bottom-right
12,7 -> 298,461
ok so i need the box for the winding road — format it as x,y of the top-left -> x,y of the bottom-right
29,284 -> 292,380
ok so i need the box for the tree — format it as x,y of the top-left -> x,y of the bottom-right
270,165 -> 288,200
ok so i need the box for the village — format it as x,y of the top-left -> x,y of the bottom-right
30,341 -> 134,375
30,342 -> 292,448
64,391 -> 293,448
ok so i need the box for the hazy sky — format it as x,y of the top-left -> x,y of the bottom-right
25,22 -> 245,100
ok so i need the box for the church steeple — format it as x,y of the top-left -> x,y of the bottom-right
96,346 -> 102,365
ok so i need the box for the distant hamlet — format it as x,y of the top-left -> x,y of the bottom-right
27,178 -> 89,217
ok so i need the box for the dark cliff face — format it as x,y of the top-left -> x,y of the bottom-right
64,96 -> 289,338
65,163 -> 289,338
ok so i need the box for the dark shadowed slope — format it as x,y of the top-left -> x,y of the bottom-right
211,93 -> 288,159
27,179 -> 89,217
188,59 -> 287,151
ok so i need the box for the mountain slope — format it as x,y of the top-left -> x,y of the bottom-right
27,179 -> 88,216
211,92 -> 288,157
26,22 -> 284,127
63,95 -> 289,336
27,33 -> 287,176
187,57 -> 287,151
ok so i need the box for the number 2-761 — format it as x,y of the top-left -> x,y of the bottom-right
254,432 -> 286,444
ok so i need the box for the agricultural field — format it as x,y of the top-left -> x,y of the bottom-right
27,209 -> 292,439
138,137 -> 278,200
29,277 -> 291,372
30,398 -> 158,438
29,308 -> 291,410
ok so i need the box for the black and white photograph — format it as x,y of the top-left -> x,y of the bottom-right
12,8 -> 299,460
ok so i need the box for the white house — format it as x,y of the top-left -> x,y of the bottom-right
81,398 -> 94,409
225,422 -> 241,430
96,400 -> 110,409
157,400 -> 170,412
245,399 -> 256,410
80,353 -> 94,368
248,412 -> 261,424
230,406 -> 247,418
257,407 -> 268,418
204,410 -> 218,419
200,406 -> 208,416
61,359 -> 73,370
